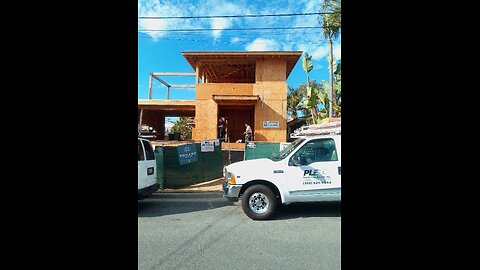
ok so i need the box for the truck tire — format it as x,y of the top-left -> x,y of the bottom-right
241,184 -> 278,220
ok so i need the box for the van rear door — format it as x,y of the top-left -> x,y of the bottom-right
138,139 -> 147,190
141,139 -> 157,187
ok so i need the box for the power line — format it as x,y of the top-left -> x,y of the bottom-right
138,30 -> 324,37
139,31 -> 324,38
138,26 -> 324,32
139,35 -> 330,46
138,12 -> 335,19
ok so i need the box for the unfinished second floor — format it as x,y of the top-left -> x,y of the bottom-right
182,51 -> 302,101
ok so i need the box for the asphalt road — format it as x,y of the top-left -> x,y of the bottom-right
138,192 -> 341,270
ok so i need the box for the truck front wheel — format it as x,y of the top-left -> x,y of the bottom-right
241,185 -> 278,220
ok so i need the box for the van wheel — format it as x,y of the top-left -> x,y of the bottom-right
241,185 -> 278,220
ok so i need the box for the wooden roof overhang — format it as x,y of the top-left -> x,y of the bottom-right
182,51 -> 302,83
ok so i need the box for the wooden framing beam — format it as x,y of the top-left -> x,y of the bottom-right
209,63 -> 219,82
170,84 -> 196,88
149,72 -> 197,99
152,72 -> 196,76
148,74 -> 153,99
196,66 -> 199,83
219,68 -> 241,80
151,75 -> 171,88
200,62 -> 213,83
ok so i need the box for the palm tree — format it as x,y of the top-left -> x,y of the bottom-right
320,0 -> 341,117
321,58 -> 341,117
333,59 -> 341,114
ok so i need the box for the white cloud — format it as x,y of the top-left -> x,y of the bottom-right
245,38 -> 280,51
297,43 -> 340,61
210,18 -> 232,39
138,0 -> 250,40
207,0 -> 243,14
295,43 -> 328,60
138,0 -> 200,40
138,0 -> 341,54
311,46 -> 329,60
303,0 -> 323,13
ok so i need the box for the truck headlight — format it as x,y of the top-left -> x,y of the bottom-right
225,171 -> 236,185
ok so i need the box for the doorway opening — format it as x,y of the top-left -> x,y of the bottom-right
219,105 -> 254,143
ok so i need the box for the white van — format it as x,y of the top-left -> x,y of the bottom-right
138,137 -> 159,199
223,134 -> 341,220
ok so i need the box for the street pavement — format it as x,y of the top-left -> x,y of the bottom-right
138,192 -> 341,270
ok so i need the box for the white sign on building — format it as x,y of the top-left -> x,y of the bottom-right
263,121 -> 280,128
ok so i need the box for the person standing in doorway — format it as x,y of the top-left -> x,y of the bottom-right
244,123 -> 253,142
218,117 -> 225,140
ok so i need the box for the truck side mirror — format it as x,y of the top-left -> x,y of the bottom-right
289,156 -> 301,166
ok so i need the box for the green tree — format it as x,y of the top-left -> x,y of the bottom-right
287,84 -> 311,120
287,86 -> 303,120
301,52 -> 321,124
294,80 -> 329,124
171,117 -> 192,140
320,0 -> 341,117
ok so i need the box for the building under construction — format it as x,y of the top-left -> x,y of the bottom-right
138,51 -> 302,148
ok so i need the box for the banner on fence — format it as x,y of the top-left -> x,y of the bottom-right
201,140 -> 215,152
177,143 -> 198,165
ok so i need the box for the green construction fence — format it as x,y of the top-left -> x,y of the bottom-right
244,142 -> 282,160
154,141 -> 223,189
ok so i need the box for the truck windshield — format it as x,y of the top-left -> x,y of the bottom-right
270,138 -> 305,161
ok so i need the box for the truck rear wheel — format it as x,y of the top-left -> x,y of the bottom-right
241,185 -> 278,220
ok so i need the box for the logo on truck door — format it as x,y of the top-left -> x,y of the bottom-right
302,169 -> 331,185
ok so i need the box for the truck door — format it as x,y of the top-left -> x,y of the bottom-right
138,139 -> 147,190
285,138 -> 341,202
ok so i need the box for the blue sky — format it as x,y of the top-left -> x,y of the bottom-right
138,0 -> 341,119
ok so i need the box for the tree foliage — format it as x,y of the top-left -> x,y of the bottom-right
302,53 -> 313,74
287,86 -> 305,120
321,0 -> 341,40
171,117 -> 192,140
320,0 -> 341,117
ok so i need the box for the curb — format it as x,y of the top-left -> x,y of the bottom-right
152,191 -> 223,199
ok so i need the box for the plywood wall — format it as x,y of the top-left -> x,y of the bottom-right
194,57 -> 288,142
256,58 -> 286,82
252,89 -> 287,142
196,83 -> 254,99
252,58 -> 288,142
192,99 -> 218,140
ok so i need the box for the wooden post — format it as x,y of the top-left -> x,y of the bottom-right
139,109 -> 144,135
148,74 -> 153,99
196,65 -> 199,83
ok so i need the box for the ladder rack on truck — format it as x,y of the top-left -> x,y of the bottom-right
291,119 -> 341,138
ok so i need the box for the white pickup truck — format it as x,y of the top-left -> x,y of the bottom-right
223,134 -> 341,220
